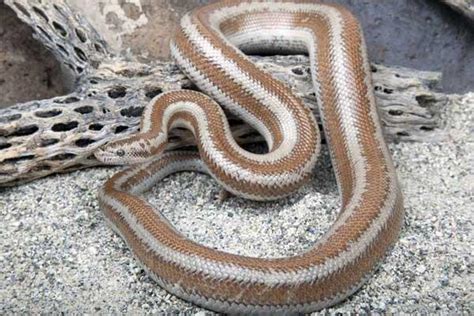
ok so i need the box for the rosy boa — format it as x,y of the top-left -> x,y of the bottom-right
94,0 -> 404,313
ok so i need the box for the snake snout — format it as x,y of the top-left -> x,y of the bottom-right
95,142 -> 159,165
94,146 -> 120,165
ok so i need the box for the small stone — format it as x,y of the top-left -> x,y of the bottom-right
88,247 -> 98,255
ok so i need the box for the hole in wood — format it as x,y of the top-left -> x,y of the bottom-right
120,106 -> 143,117
32,6 -> 48,22
420,126 -> 434,131
397,131 -> 409,137
145,87 -> 162,99
108,86 -> 127,98
74,46 -> 87,62
75,28 -> 87,43
54,96 -> 80,104
75,138 -> 95,147
383,88 -> 394,94
53,4 -> 65,15
76,66 -> 84,73
10,125 -> 39,137
56,43 -> 69,56
35,109 -> 62,118
371,65 -> 378,72
31,164 -> 51,172
13,2 -> 30,17
74,106 -> 94,114
416,95 -> 433,108
94,43 -> 105,54
40,139 -> 59,147
51,121 -> 78,132
291,67 -> 304,76
50,153 -> 76,160
0,143 -> 12,150
52,21 -> 67,37
116,67 -> 150,77
4,155 -> 35,163
36,26 -> 52,41
388,109 -> 404,116
89,123 -> 103,131
114,126 -> 129,133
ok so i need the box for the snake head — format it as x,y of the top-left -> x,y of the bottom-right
94,133 -> 166,165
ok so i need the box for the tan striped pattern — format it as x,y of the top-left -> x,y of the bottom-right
94,0 -> 404,313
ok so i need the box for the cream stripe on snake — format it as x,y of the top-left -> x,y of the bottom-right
94,0 -> 404,313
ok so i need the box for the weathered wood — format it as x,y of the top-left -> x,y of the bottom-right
0,56 -> 449,186
5,0 -> 111,76
0,0 -> 449,186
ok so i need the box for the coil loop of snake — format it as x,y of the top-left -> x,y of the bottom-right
94,0 -> 404,313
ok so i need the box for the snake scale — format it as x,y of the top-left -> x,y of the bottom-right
94,0 -> 404,313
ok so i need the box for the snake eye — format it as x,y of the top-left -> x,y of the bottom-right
116,149 -> 125,157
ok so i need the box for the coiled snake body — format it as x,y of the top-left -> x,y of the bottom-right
95,0 -> 404,313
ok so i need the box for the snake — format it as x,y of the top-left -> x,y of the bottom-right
94,0 -> 404,313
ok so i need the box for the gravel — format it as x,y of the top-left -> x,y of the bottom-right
1,93 -> 472,314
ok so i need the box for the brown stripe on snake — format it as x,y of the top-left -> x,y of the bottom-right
170,110 -> 313,198
117,85 -> 316,198
213,7 -> 360,205
99,153 -> 403,311
101,181 -> 402,311
171,31 -> 288,151
94,1 -> 404,313
189,8 -> 319,152
171,27 -> 319,174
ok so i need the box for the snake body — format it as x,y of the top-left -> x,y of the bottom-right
95,0 -> 404,313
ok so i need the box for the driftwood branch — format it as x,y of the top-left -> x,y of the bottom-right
0,0 -> 449,186
5,0 -> 111,76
